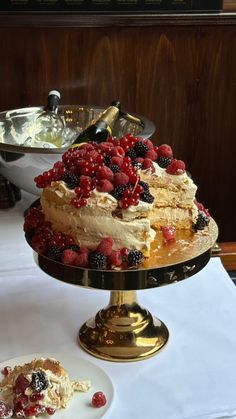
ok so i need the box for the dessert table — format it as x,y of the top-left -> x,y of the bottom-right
1,191 -> 236,419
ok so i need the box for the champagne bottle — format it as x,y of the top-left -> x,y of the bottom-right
34,90 -> 65,147
71,100 -> 121,147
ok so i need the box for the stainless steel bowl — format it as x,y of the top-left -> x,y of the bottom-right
0,105 -> 155,195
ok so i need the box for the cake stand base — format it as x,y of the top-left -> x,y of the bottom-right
78,290 -> 169,362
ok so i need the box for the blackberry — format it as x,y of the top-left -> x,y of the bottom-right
112,185 -> 126,200
193,210 -> 210,231
134,141 -> 149,158
66,244 -> 80,252
109,164 -> 121,174
128,250 -> 144,267
157,156 -> 172,168
31,371 -> 49,393
104,155 -> 111,166
88,251 -> 107,270
140,192 -> 154,203
139,181 -> 150,192
126,148 -> 137,160
46,245 -> 62,261
61,171 -> 78,189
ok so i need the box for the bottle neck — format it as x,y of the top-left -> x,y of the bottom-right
46,94 -> 60,113
98,105 -> 120,131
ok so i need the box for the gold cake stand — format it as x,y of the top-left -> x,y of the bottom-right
32,220 -> 218,362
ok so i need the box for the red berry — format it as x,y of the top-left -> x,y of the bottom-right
110,156 -> 123,167
120,247 -> 130,258
166,159 -> 185,175
109,250 -> 122,267
143,139 -> 154,149
97,167 -> 114,181
158,144 -> 173,158
146,149 -> 158,161
0,401 -> 13,418
1,366 -> 11,376
113,172 -> 129,187
110,146 -> 125,158
15,373 -> 30,394
97,237 -> 114,256
14,394 -> 28,409
142,158 -> 155,172
24,405 -> 40,417
45,407 -> 56,415
62,249 -> 78,265
96,179 -> 114,193
74,252 -> 89,268
162,226 -> 176,241
29,393 -> 44,402
91,391 -> 107,408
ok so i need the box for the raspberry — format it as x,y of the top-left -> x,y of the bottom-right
158,144 -> 173,158
88,251 -> 107,270
110,156 -> 123,167
0,401 -> 13,419
61,171 -> 78,189
74,252 -> 89,268
162,226 -> 176,241
14,394 -> 28,408
113,172 -> 129,186
15,374 -> 30,394
146,149 -> 157,161
91,391 -> 107,408
97,166 -> 114,181
143,139 -> 154,149
97,179 -> 114,193
166,159 -> 185,175
108,250 -> 122,267
142,158 -> 154,172
157,156 -> 172,168
110,146 -> 125,158
62,249 -> 78,265
140,192 -> 154,203
97,237 -> 114,256
127,250 -> 144,267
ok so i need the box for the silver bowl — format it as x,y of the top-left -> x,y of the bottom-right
0,105 -> 155,195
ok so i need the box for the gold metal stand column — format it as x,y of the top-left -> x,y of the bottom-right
78,290 -> 169,362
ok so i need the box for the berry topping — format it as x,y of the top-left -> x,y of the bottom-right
0,401 -> 13,419
162,226 -> 176,241
140,191 -> 154,203
97,237 -> 114,256
62,249 -> 78,265
91,391 -> 107,408
109,164 -> 121,174
133,140 -> 149,157
112,185 -> 126,200
45,407 -> 56,415
193,210 -> 210,231
108,250 -> 122,267
127,250 -> 144,267
1,366 -> 11,376
97,179 -> 114,193
30,371 -> 49,393
46,245 -> 62,261
74,252 -> 89,268
61,171 -> 79,189
15,374 -> 30,394
88,251 -> 107,270
157,156 -> 173,168
113,172 -> 129,187
166,159 -> 185,175
158,144 -> 173,158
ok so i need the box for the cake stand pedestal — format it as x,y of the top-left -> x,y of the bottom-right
33,219 -> 218,362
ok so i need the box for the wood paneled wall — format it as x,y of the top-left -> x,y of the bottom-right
0,16 -> 235,241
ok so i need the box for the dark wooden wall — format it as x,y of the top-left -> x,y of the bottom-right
0,13 -> 236,241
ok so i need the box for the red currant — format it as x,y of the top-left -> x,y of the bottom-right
91,391 -> 107,408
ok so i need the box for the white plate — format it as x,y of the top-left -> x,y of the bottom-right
0,352 -> 114,419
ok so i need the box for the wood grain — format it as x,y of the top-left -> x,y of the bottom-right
0,22 -> 235,242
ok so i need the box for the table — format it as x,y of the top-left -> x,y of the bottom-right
1,192 -> 236,419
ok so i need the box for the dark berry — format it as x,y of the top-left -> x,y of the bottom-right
138,181 -> 150,192
193,211 -> 210,231
109,164 -> 121,174
157,156 -> 173,168
134,141 -> 149,157
88,251 -> 107,270
125,148 -> 137,160
46,245 -> 62,261
140,192 -> 154,203
127,250 -> 144,267
66,244 -> 80,252
104,155 -> 111,166
61,171 -> 78,189
30,371 -> 49,393
112,185 -> 126,200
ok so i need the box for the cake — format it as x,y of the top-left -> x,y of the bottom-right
0,357 -> 91,418
24,134 -> 210,269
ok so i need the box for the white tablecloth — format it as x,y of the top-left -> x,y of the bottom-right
1,192 -> 236,419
